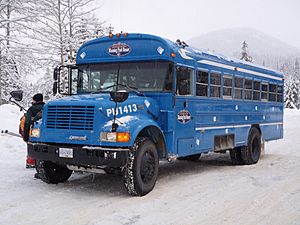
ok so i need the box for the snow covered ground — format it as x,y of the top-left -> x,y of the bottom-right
0,104 -> 299,225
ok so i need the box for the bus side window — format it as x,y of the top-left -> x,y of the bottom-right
244,78 -> 253,100
210,72 -> 221,98
234,77 -> 243,99
223,75 -> 233,98
253,80 -> 261,100
277,84 -> 283,102
176,67 -> 193,95
269,83 -> 277,101
261,83 -> 268,101
196,70 -> 208,96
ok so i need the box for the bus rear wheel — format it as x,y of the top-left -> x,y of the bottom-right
229,147 -> 244,165
36,160 -> 73,184
241,127 -> 261,165
122,137 -> 159,196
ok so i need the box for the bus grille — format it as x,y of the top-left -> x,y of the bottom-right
46,105 -> 95,130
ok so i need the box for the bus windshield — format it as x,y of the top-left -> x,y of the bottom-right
77,61 -> 173,93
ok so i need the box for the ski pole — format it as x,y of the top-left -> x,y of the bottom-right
1,130 -> 22,138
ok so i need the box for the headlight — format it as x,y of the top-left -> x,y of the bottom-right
101,132 -> 117,142
100,132 -> 130,142
30,128 -> 40,138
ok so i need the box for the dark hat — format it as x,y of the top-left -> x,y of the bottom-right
33,93 -> 43,102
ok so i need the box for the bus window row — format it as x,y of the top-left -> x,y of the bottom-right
196,70 -> 283,102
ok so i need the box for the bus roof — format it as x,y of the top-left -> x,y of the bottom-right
76,33 -> 283,80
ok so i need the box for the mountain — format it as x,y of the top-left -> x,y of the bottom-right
188,28 -> 300,67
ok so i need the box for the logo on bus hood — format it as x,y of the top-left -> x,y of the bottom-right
69,135 -> 87,141
177,110 -> 192,124
108,42 -> 131,56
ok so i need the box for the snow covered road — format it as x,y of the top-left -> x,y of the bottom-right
0,104 -> 299,225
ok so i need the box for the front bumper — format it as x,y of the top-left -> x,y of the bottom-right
27,143 -> 128,167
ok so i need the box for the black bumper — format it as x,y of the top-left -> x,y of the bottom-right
27,143 -> 128,167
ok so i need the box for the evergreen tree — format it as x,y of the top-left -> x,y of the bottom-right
284,58 -> 300,109
240,41 -> 253,63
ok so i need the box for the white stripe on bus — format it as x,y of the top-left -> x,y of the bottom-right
195,122 -> 283,131
197,60 -> 283,81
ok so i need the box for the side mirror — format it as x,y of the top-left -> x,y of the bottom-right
110,91 -> 129,103
53,67 -> 59,80
53,65 -> 78,95
10,90 -> 23,101
53,81 -> 58,95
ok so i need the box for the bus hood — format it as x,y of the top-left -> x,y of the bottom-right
48,93 -> 159,119
31,93 -> 160,146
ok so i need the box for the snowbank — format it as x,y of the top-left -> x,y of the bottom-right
0,104 -> 23,133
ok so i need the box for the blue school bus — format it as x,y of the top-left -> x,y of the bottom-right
27,33 -> 284,196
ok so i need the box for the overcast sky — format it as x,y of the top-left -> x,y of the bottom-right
98,0 -> 300,48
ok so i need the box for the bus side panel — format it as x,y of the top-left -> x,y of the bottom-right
261,124 -> 283,141
195,131 -> 212,153
177,138 -> 195,156
193,98 -> 283,151
234,127 -> 250,147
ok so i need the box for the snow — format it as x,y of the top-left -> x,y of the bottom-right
0,104 -> 299,225
103,115 -> 139,128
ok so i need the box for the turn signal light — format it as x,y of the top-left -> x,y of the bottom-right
117,132 -> 130,142
171,52 -> 176,58
108,33 -> 113,38
116,33 -> 121,38
100,132 -> 130,142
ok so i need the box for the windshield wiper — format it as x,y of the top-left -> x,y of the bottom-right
118,83 -> 143,96
98,84 -> 117,91
97,83 -> 143,96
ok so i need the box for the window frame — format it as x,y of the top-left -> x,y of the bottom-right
176,65 -> 194,96
253,79 -> 261,101
234,76 -> 244,100
269,83 -> 277,102
223,74 -> 233,99
244,78 -> 253,100
209,71 -> 222,98
277,84 -> 283,103
196,69 -> 209,97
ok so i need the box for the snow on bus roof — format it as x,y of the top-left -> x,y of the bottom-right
187,45 -> 283,76
164,37 -> 278,76
161,34 -> 282,77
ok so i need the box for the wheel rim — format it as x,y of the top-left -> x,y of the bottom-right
140,150 -> 156,184
251,136 -> 260,161
46,162 -> 59,176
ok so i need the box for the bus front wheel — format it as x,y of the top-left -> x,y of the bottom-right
122,137 -> 159,196
241,127 -> 261,165
35,160 -> 73,184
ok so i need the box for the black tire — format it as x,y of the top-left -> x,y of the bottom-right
177,153 -> 201,161
230,147 -> 244,165
35,160 -> 73,184
241,127 -> 261,165
122,137 -> 159,196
